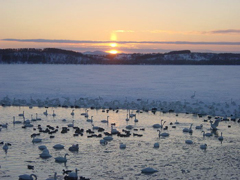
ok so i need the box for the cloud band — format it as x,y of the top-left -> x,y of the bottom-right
2,39 -> 240,45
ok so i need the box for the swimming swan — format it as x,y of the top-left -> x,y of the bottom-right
157,130 -> 169,137
55,153 -> 69,162
218,132 -> 223,141
141,167 -> 158,174
101,116 -> 109,123
13,116 -> 22,124
53,144 -> 64,150
18,174 -> 37,180
153,119 -> 165,128
200,144 -> 207,149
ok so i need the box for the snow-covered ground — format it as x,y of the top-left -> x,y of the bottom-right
0,64 -> 240,117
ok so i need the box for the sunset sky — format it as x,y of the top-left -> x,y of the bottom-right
1,0 -> 240,54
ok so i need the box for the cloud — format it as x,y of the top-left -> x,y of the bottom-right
2,38 -> 240,45
209,29 -> 240,34
150,29 -> 240,35
114,30 -> 134,33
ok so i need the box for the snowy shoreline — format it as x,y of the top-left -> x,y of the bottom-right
1,96 -> 239,118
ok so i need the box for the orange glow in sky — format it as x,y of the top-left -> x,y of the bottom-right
0,1 -> 240,53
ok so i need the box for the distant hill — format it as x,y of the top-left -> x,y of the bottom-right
83,51 -> 108,55
0,48 -> 240,65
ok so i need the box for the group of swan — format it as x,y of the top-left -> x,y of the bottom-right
9,106 -> 228,179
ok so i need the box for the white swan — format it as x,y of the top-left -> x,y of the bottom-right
32,137 -> 42,143
71,110 -> 74,116
81,109 -> 88,116
19,174 -> 37,180
40,149 -> 52,158
92,124 -> 100,130
111,125 -> 119,134
53,144 -> 64,149
210,118 -> 220,130
2,123 -> 8,128
200,144 -> 207,149
67,120 -> 74,127
157,130 -> 169,137
86,116 -> 93,122
103,136 -> 113,141
100,139 -> 108,145
3,143 -> 8,150
69,144 -> 79,152
126,125 -> 134,130
67,168 -> 78,179
154,142 -> 159,148
13,116 -> 22,124
141,167 -> 158,174
129,113 -> 136,118
24,123 -> 34,127
43,110 -> 48,116
52,110 -> 56,117
126,114 -> 129,121
55,153 -> 69,162
134,115 -> 138,123
38,145 -> 47,150
119,143 -> 126,149
36,113 -> 41,121
153,119 -> 165,128
101,116 -> 109,123
218,132 -> 223,141
183,124 -> 193,133
195,124 -> 203,129
185,140 -> 193,144
23,117 -> 31,124
202,131 -> 212,137
18,111 -> 24,117
175,120 -> 180,124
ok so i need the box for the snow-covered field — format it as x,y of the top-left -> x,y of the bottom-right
0,65 -> 240,117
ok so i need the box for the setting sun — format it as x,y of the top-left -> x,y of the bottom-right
108,50 -> 118,54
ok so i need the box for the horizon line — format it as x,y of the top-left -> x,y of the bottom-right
2,38 -> 240,45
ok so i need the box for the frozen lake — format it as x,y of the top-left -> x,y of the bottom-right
0,65 -> 240,179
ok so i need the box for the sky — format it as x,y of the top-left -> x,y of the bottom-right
1,0 -> 240,54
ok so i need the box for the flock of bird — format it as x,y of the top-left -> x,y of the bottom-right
0,104 -> 238,180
